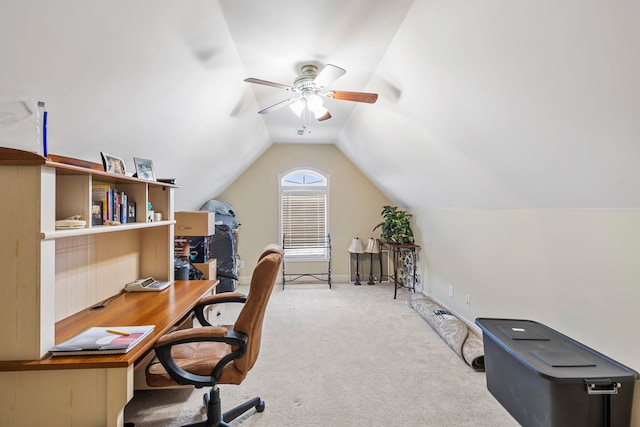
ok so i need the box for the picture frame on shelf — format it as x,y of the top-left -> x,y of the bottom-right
127,201 -> 136,223
133,157 -> 156,181
91,201 -> 103,226
100,152 -> 127,175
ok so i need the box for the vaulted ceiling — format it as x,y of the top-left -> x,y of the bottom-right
1,0 -> 639,211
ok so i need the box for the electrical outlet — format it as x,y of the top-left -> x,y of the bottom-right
448,285 -> 454,298
465,294 -> 471,307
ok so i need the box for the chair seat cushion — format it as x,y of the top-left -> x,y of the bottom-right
146,340 -> 235,387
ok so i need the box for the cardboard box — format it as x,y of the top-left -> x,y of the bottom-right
175,211 -> 216,236
174,235 -> 211,263
193,259 -> 217,281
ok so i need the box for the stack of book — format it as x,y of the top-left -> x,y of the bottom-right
92,184 -> 135,224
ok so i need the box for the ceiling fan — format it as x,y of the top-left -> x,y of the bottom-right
244,64 -> 378,122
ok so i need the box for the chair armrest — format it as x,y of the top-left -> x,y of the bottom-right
155,326 -> 230,347
199,291 -> 247,306
154,326 -> 248,387
194,292 -> 247,326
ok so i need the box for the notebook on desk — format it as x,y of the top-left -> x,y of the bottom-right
49,325 -> 155,356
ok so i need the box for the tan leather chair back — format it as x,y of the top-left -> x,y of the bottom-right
232,245 -> 282,375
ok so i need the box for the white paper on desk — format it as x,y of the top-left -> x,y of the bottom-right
0,88 -> 42,154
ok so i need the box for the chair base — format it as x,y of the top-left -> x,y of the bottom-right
182,385 -> 265,427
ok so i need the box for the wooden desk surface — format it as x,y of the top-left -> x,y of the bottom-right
0,280 -> 217,371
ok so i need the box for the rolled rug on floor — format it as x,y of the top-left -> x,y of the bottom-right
409,295 -> 485,371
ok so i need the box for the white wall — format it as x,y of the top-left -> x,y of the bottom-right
419,209 -> 640,364
416,209 -> 640,423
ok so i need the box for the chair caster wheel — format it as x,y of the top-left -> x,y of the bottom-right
256,399 -> 265,412
203,393 -> 209,408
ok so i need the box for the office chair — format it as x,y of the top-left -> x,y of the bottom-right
145,244 -> 283,427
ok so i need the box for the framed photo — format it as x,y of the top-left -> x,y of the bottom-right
100,152 -> 126,175
127,201 -> 136,223
91,201 -> 103,226
133,157 -> 156,181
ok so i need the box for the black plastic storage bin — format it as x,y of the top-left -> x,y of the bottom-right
475,318 -> 637,427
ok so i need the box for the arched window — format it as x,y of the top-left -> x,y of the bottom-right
279,168 -> 329,260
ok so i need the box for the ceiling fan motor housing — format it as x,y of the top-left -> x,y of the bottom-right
294,64 -> 319,91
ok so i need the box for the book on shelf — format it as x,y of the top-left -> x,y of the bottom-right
91,184 -> 130,224
49,325 -> 155,356
119,191 -> 128,223
91,183 -> 111,222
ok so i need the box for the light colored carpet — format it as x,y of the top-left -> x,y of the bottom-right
124,282 -> 518,426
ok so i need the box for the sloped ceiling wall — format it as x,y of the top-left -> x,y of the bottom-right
0,0 -> 269,208
340,0 -> 640,210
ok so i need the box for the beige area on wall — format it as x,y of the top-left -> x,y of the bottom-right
215,143 -> 392,283
419,208 -> 640,368
417,208 -> 640,424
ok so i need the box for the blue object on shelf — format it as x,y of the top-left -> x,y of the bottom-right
43,110 -> 47,156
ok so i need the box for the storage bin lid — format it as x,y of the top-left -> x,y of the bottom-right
476,318 -> 638,382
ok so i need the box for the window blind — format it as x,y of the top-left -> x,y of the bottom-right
281,192 -> 327,258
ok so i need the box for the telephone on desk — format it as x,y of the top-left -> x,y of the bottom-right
124,277 -> 172,292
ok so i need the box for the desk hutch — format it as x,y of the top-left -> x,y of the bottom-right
0,147 -> 216,426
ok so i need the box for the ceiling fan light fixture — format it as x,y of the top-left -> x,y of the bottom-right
306,94 -> 323,111
306,93 -> 326,115
289,99 -> 305,117
313,105 -> 329,120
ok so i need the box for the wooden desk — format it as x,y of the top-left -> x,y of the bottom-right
0,280 -> 217,426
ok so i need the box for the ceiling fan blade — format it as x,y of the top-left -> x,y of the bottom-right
328,91 -> 379,104
244,78 -> 294,91
317,111 -> 332,122
313,64 -> 346,88
258,97 -> 300,114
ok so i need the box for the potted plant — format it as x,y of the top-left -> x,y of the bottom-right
373,205 -> 414,244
